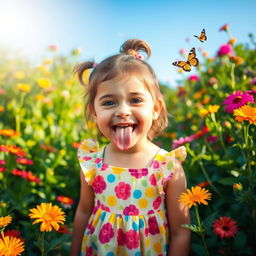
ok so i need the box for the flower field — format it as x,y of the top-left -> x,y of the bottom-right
0,25 -> 256,255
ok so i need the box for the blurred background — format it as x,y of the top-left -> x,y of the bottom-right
0,0 -> 255,86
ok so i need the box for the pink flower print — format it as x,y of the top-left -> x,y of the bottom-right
128,168 -> 148,178
85,246 -> 93,256
152,160 -> 160,169
149,174 -> 157,186
99,223 -> 114,244
115,182 -> 131,200
87,222 -> 95,234
92,175 -> 106,194
125,230 -> 139,249
123,205 -> 139,215
145,227 -> 149,237
148,216 -> 160,235
153,196 -> 162,210
101,163 -> 108,170
147,210 -> 154,215
95,158 -> 101,164
117,229 -> 126,246
101,203 -> 110,212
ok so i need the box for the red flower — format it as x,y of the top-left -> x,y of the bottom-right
123,205 -> 139,215
213,216 -> 238,239
217,44 -> 233,56
0,167 -> 6,173
153,196 -> 162,210
117,229 -> 126,246
219,24 -> 229,31
114,182 -> 131,200
57,196 -> 74,206
125,230 -> 139,249
72,142 -> 80,148
17,157 -> 34,165
99,223 -> 114,244
4,229 -> 21,238
57,225 -> 71,234
148,216 -> 160,235
92,175 -> 106,194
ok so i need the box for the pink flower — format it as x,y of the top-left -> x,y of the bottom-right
207,135 -> 218,143
249,77 -> 256,85
128,168 -> 148,179
172,136 -> 194,149
115,182 -> 131,200
0,167 -> 6,173
149,174 -> 157,186
148,216 -> 160,235
213,216 -> 238,239
87,223 -> 95,234
101,204 -> 110,212
123,205 -> 139,215
125,230 -> 139,249
98,223 -> 114,244
152,160 -> 160,169
0,160 -> 6,165
223,90 -> 254,113
92,175 -> 106,194
217,44 -> 233,56
153,196 -> 162,210
219,24 -> 229,31
17,157 -> 34,165
188,75 -> 199,82
117,229 -> 126,246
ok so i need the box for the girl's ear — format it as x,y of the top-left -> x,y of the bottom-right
153,100 -> 161,120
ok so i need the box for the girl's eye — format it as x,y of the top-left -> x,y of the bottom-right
131,98 -> 143,104
102,100 -> 115,106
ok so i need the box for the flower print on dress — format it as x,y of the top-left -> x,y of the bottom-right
101,203 -> 110,212
149,173 -> 157,186
125,230 -> 140,249
99,223 -> 114,244
87,222 -> 95,234
148,216 -> 160,235
85,246 -> 93,256
123,205 -> 139,215
92,175 -> 106,194
115,182 -> 131,200
128,168 -> 148,179
117,229 -> 126,246
153,196 -> 162,210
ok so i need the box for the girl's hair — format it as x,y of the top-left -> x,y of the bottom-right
74,39 -> 168,140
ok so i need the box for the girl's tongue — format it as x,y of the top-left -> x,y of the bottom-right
114,126 -> 133,150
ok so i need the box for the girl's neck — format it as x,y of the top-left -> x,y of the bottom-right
103,140 -> 160,169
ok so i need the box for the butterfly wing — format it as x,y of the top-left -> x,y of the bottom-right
194,29 -> 207,42
172,61 -> 191,72
187,48 -> 199,67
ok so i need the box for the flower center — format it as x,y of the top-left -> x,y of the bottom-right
222,225 -> 230,231
233,96 -> 242,103
43,213 -> 53,221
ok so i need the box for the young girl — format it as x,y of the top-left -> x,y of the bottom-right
70,39 -> 190,256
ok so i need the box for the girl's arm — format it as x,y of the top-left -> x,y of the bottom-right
166,158 -> 191,256
69,171 -> 95,256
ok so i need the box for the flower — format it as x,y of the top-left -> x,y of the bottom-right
57,196 -> 74,208
123,205 -> 139,215
0,145 -> 26,157
49,45 -> 57,51
233,105 -> 256,124
233,183 -> 243,191
16,158 -> 33,165
40,144 -> 57,152
217,44 -> 233,56
125,230 -> 139,249
92,175 -> 107,194
228,38 -> 237,45
4,230 -> 21,238
0,130 -> 20,137
98,223 -> 114,244
0,160 -> 6,165
229,55 -> 244,65
0,236 -> 25,256
223,91 -> 254,113
0,216 -> 12,228
179,186 -> 212,208
29,202 -> 65,232
197,181 -> 210,188
249,77 -> 256,85
37,78 -> 52,89
172,136 -> 194,149
56,225 -> 71,234
114,182 -> 131,200
219,24 -> 229,31
148,216 -> 160,235
13,71 -> 25,80
0,167 -> 6,173
213,216 -> 238,238
208,77 -> 218,86
16,83 -> 31,93
188,75 -> 199,82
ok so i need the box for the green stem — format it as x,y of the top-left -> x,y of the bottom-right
195,206 -> 210,256
230,63 -> 235,89
243,123 -> 252,177
15,93 -> 25,134
40,232 -> 45,256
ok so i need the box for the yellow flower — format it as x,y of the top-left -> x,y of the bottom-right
13,71 -> 25,80
0,216 -> 12,228
107,195 -> 117,207
234,105 -> 256,125
29,202 -> 65,232
37,78 -> 52,89
179,186 -> 212,208
16,83 -> 31,93
43,58 -> 52,65
199,108 -> 209,118
0,106 -> 5,112
0,236 -> 25,256
138,198 -> 148,208
208,104 -> 220,113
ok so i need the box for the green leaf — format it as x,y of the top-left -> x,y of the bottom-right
46,235 -> 69,254
181,224 -> 203,233
202,211 -> 218,231
218,177 -> 238,185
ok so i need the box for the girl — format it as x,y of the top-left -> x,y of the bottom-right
70,39 -> 190,256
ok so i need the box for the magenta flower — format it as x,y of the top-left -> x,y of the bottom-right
125,230 -> 139,249
17,157 -> 34,165
188,75 -> 199,82
117,229 -> 126,246
222,90 -> 254,113
172,136 -> 194,149
219,24 -> 229,31
153,196 -> 162,210
128,168 -> 148,179
149,174 -> 157,186
92,175 -> 106,194
217,44 -> 233,56
148,216 -> 160,235
123,205 -> 139,215
0,160 -> 6,165
114,182 -> 131,200
98,223 -> 114,244
249,77 -> 256,85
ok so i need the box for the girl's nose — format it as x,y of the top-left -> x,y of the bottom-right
115,103 -> 131,117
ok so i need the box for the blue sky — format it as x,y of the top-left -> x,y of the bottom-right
0,0 -> 255,86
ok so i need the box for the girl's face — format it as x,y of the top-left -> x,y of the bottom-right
93,75 -> 160,151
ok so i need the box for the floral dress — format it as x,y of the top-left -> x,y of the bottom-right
78,139 -> 186,256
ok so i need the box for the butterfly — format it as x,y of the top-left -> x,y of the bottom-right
194,29 -> 207,42
172,47 -> 199,72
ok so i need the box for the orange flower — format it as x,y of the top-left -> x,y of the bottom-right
179,186 -> 212,208
0,129 -> 20,137
0,236 -> 25,256
57,196 -> 74,206
16,83 -> 31,93
0,216 -> 12,228
0,145 -> 26,157
233,105 -> 256,124
228,38 -> 237,45
29,203 -> 65,232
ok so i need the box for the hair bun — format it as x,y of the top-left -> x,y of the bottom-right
120,39 -> 151,59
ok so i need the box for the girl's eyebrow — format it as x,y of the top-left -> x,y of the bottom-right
98,92 -> 145,101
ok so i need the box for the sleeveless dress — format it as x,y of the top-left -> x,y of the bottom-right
78,139 -> 186,256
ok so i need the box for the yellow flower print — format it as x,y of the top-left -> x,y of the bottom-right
145,237 -> 151,247
107,195 -> 117,207
153,242 -> 162,253
112,167 -> 125,174
138,198 -> 148,209
145,187 -> 155,198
